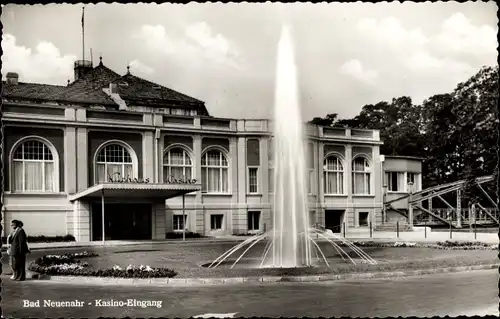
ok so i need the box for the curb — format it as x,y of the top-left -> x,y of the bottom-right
30,263 -> 499,286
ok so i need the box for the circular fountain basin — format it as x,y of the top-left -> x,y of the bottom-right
200,255 -> 373,269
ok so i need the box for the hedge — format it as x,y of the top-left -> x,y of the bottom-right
165,231 -> 204,239
2,234 -> 76,244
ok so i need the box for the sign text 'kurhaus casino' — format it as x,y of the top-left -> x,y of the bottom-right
107,172 -> 197,184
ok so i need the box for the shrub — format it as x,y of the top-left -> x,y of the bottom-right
2,234 -> 76,244
28,252 -> 177,278
165,232 -> 204,239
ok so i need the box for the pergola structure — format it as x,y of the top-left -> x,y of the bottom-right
384,175 -> 498,228
69,183 -> 201,241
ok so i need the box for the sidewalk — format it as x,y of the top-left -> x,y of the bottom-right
1,230 -> 497,251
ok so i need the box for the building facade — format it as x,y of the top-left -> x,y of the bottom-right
2,60 -> 418,241
382,156 -> 423,223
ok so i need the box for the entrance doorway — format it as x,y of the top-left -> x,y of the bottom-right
325,210 -> 345,233
91,203 -> 152,241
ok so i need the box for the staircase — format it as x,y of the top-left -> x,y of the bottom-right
375,221 -> 413,232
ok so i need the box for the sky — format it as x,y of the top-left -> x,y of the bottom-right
1,2 -> 498,120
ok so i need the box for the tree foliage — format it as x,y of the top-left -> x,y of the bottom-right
309,65 -> 499,205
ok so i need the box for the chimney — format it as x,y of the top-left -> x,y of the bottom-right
6,72 -> 19,85
74,60 -> 93,81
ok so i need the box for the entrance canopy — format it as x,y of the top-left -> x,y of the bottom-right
68,183 -> 201,201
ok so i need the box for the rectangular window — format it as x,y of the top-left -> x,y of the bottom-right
210,214 -> 224,230
247,211 -> 261,231
248,167 -> 259,194
173,215 -> 187,231
359,212 -> 369,227
387,172 -> 405,192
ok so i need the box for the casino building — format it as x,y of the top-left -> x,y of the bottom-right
1,58 -> 422,241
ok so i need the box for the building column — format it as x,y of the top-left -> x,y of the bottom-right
372,145 -> 382,227
194,135 -> 203,234
233,137 -> 246,234
73,200 -> 90,242
76,127 -> 88,192
64,127 -> 77,194
317,142 -> 325,227
345,144 -> 353,228
260,138 -> 269,231
142,131 -> 154,181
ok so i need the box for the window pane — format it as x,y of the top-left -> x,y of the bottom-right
96,163 -> 106,183
221,168 -> 229,193
44,162 -> 54,191
107,164 -> 122,179
13,161 -> 24,191
171,167 -> 185,180
124,164 -> 133,179
201,167 -> 207,192
207,152 -> 219,166
25,162 -> 43,191
169,150 -> 184,165
248,168 -> 258,193
353,172 -> 365,194
207,167 -> 220,192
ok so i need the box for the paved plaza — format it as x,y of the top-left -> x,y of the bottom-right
1,269 -> 497,318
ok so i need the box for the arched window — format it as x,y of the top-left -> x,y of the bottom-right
201,149 -> 229,193
12,139 -> 57,192
323,155 -> 344,195
95,143 -> 134,183
163,147 -> 193,182
352,156 -> 371,195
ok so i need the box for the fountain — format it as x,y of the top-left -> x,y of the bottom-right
208,25 -> 377,270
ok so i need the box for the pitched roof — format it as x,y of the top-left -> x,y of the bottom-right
111,73 -> 204,105
2,61 -> 208,112
2,82 -> 66,101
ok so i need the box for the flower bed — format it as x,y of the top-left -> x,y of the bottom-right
336,240 -> 497,250
28,251 -> 177,278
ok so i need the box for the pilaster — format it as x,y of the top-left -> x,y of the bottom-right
142,131 -> 154,180
194,135 -> 203,234
64,127 -> 77,194
317,142 -> 325,226
260,138 -> 269,230
345,144 -> 353,228
76,127 -> 88,191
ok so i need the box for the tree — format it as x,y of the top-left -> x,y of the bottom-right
309,65 -> 498,205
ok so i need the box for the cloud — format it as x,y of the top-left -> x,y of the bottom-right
357,17 -> 429,52
339,59 -> 379,85
433,12 -> 497,57
129,59 -> 154,75
135,22 -> 244,70
356,13 -> 496,70
354,13 -> 496,104
2,34 -> 76,85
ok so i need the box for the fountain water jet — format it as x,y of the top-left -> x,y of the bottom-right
208,25 -> 377,270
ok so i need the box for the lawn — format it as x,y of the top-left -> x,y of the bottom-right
79,242 -> 498,278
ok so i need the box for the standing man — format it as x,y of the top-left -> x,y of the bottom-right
9,219 -> 30,281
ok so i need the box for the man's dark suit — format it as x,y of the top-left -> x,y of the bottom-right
10,227 -> 29,281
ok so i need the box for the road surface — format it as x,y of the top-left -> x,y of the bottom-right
1,269 -> 498,318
